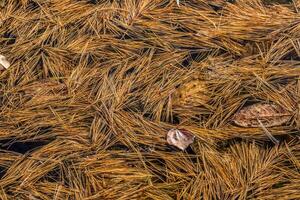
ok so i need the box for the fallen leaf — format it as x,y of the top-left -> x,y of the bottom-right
0,55 -> 10,70
167,129 -> 195,150
232,103 -> 292,127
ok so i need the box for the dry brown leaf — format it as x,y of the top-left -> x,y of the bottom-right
0,55 -> 10,70
232,103 -> 292,127
167,129 -> 195,150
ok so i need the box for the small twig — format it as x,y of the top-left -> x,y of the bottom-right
257,119 -> 279,145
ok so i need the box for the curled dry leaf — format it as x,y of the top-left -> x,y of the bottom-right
232,103 -> 292,127
0,55 -> 10,70
173,78 -> 209,106
167,129 -> 195,150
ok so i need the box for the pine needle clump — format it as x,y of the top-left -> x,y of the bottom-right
1,0 -> 300,199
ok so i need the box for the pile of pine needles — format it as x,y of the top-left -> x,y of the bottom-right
1,0 -> 300,199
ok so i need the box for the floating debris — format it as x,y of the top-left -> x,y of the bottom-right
167,129 -> 195,150
0,55 -> 10,70
232,103 -> 292,127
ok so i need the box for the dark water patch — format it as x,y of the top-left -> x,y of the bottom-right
3,31 -> 16,45
107,143 -> 130,152
44,166 -> 62,183
263,0 -> 294,5
209,3 -> 223,12
27,1 -> 39,10
281,51 -> 300,61
258,133 -> 295,149
217,137 -> 243,151
124,67 -> 136,77
0,139 -> 51,154
227,0 -> 236,3
87,0 -> 99,4
108,66 -> 117,77
0,167 -> 6,179
172,115 -> 181,125
180,50 -> 209,68
181,55 -> 193,68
